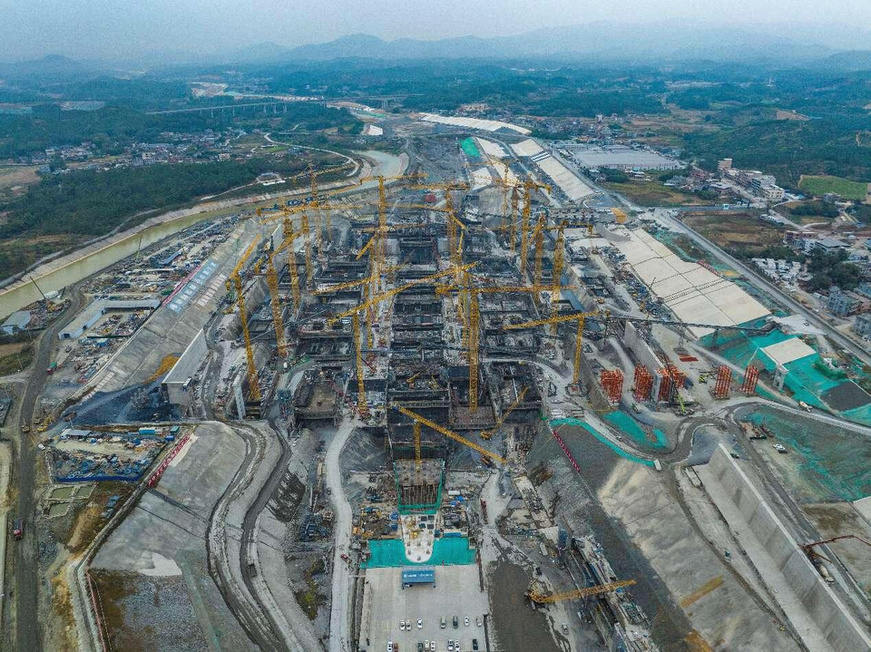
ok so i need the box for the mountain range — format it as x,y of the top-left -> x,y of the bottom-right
220,21 -> 871,68
3,22 -> 871,72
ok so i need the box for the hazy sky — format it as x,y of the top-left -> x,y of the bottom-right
2,0 -> 871,61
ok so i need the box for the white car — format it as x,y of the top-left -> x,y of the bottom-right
476,617 -> 482,627
447,642 -> 454,652
399,620 -> 405,631
418,619 -> 423,629
387,642 -> 394,652
464,617 -> 469,626
425,641 -> 430,651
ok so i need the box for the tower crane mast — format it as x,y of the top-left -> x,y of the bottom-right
327,263 -> 478,414
225,236 -> 262,402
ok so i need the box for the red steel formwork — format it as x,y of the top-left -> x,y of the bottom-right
714,365 -> 732,399
741,365 -> 760,395
657,367 -> 673,402
633,365 -> 653,401
666,364 -> 686,389
600,369 -> 624,405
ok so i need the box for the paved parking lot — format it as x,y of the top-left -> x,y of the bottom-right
360,565 -> 489,652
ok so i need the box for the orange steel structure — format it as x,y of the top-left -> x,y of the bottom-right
600,369 -> 624,404
633,365 -> 653,401
714,365 -> 732,399
741,365 -> 760,394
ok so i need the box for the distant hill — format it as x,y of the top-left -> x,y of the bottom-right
0,54 -> 89,78
269,23 -> 842,65
820,50 -> 871,71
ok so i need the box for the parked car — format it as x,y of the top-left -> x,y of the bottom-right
440,617 -> 446,629
12,517 -> 23,539
453,615 -> 458,628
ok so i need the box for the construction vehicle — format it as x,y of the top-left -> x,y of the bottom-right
481,387 -> 528,440
326,263 -> 478,414
225,236 -> 262,402
393,405 -> 506,465
526,579 -> 636,604
503,311 -> 599,385
801,535 -> 871,583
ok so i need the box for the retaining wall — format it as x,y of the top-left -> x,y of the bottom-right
704,445 -> 871,651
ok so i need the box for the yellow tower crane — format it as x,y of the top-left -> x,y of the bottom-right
327,263 -> 478,414
405,181 -> 470,281
526,579 -> 636,604
262,199 -> 368,283
393,405 -> 506,465
357,221 -> 427,297
520,176 -> 551,276
263,218 -> 307,357
436,281 -> 558,411
225,236 -> 262,402
493,162 -> 521,252
359,172 -> 427,283
307,161 -> 355,245
394,203 -> 467,272
315,262 -> 406,348
503,310 -> 599,385
481,387 -> 529,440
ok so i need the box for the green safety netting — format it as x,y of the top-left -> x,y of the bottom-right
604,411 -> 669,451
363,538 -> 476,569
459,138 -> 481,158
745,409 -> 871,502
550,418 -> 655,467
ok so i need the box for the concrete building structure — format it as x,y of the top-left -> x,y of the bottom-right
59,299 -> 161,340
1,310 -> 31,335
828,287 -> 869,317
853,313 -> 871,338
162,329 -> 208,408
563,144 -> 683,171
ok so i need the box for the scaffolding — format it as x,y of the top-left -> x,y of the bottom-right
600,369 -> 624,405
394,459 -> 445,515
741,365 -> 760,395
657,367 -> 673,402
633,365 -> 653,401
714,365 -> 732,399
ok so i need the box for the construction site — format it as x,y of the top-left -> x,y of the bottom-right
3,127 -> 871,652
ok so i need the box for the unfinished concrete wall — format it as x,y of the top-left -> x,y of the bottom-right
163,329 -> 208,406
703,445 -> 871,652
624,321 -> 666,398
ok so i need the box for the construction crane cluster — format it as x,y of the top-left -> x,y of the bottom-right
223,158 -> 611,465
